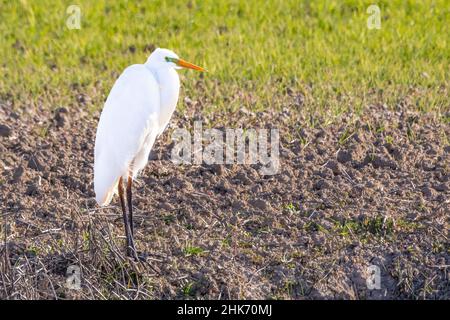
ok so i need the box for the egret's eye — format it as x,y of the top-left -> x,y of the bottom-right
165,57 -> 177,63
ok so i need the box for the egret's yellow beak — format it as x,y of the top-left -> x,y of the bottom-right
176,58 -> 206,72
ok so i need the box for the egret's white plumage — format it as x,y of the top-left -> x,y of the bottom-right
93,48 -> 204,257
94,48 -> 183,206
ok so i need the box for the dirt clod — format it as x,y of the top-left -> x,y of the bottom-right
337,149 -> 352,163
421,186 -> 436,198
210,164 -> 225,176
54,107 -> 69,128
27,154 -> 48,172
0,124 -> 12,137
12,165 -> 25,183
248,198 -> 270,211
25,182 -> 39,196
325,160 -> 341,175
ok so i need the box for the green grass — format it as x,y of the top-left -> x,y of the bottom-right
183,244 -> 205,256
333,215 -> 414,239
182,281 -> 195,297
0,0 -> 448,118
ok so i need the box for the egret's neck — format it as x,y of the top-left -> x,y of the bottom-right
146,65 -> 180,133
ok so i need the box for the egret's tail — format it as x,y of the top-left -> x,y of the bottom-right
95,179 -> 118,206
94,153 -> 121,206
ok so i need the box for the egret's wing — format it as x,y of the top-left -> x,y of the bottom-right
94,64 -> 160,206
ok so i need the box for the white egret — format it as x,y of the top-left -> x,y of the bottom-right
94,48 -> 205,258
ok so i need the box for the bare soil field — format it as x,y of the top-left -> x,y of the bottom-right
0,98 -> 448,299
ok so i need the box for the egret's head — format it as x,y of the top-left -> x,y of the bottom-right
146,48 -> 205,72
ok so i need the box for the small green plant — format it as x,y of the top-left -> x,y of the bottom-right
335,220 -> 360,237
183,245 -> 205,256
284,202 -> 298,213
334,215 -> 395,238
362,216 -> 395,236
27,245 -> 40,256
385,135 -> 394,145
82,230 -> 90,250
431,242 -> 445,254
406,116 -> 418,141
396,219 -> 421,232
376,124 -> 385,134
163,214 -> 175,224
338,128 -> 354,145
182,282 -> 195,297
442,114 -> 450,124
220,236 -> 231,247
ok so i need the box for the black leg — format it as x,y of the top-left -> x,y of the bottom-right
126,176 -> 134,236
118,177 -> 136,258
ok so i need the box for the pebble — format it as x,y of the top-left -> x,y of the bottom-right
28,154 -> 47,172
0,124 -> 12,137
12,165 -> 25,183
249,199 -> 270,211
337,149 -> 352,163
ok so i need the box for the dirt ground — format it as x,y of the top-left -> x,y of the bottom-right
0,97 -> 448,299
